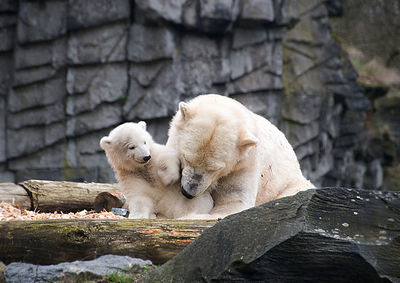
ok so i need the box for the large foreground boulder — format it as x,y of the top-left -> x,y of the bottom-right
143,188 -> 400,282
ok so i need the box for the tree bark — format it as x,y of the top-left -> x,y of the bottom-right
0,183 -> 31,209
0,218 -> 217,265
19,180 -> 121,213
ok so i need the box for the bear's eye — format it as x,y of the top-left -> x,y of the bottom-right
128,145 -> 135,150
144,141 -> 146,145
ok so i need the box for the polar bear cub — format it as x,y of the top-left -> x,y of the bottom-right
100,122 -> 213,219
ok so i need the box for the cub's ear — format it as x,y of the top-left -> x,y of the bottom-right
100,136 -> 112,149
238,132 -> 258,149
138,121 -> 147,130
179,102 -> 191,120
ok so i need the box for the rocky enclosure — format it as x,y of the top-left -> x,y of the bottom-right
0,0 -> 392,189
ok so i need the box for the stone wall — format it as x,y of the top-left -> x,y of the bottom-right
0,0 -> 383,189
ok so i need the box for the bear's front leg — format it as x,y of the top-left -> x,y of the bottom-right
157,151 -> 181,187
127,195 -> 156,219
209,173 -> 259,218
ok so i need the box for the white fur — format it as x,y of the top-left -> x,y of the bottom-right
167,94 -> 315,219
100,122 -> 213,219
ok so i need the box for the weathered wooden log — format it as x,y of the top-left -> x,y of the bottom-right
0,219 -> 217,265
19,180 -> 121,212
94,192 -> 126,212
0,183 -> 31,209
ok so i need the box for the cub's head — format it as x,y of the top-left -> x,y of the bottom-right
100,122 -> 153,169
169,96 -> 258,199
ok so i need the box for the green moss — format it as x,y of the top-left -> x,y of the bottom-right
104,272 -> 134,283
331,33 -> 341,45
118,93 -> 129,103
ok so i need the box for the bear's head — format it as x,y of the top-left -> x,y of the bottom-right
168,95 -> 258,199
100,122 -> 153,170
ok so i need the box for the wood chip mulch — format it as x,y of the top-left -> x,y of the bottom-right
0,202 -> 124,221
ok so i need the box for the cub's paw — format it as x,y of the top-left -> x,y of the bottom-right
157,157 -> 181,186
158,167 -> 180,187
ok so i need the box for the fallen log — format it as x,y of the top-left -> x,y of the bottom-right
94,192 -> 126,212
0,218 -> 217,265
19,180 -> 121,212
0,183 -> 31,209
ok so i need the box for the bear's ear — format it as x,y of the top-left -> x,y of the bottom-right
179,102 -> 191,120
100,136 -> 112,149
238,132 -> 258,149
138,121 -> 147,130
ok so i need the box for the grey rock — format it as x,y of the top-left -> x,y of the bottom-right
0,0 -> 17,12
240,0 -> 274,22
227,67 -> 282,94
8,77 -> 66,113
199,0 -> 239,33
312,16 -> 332,45
284,45 -> 317,77
282,92 -> 322,124
67,103 -> 122,137
326,82 -> 362,97
68,22 -> 128,65
13,65 -> 57,87
146,118 -> 171,144
0,14 -> 16,28
231,92 -> 282,125
7,102 -> 65,129
295,139 -> 319,160
182,0 -> 198,28
325,0 -> 343,17
77,152 -> 110,168
67,0 -> 130,30
364,159 -> 383,190
135,0 -> 185,24
309,152 -> 334,180
339,111 -> 366,135
98,167 -> 117,183
0,170 -> 15,183
180,59 -> 221,94
181,34 -> 219,60
0,98 -> 5,162
4,255 -> 152,283
0,26 -> 15,52
281,120 -> 320,148
9,142 -> 66,171
143,188 -> 400,282
75,130 -> 110,155
128,24 -> 174,63
0,54 -> 12,95
345,95 -> 371,111
66,63 -> 128,115
14,167 -> 99,183
130,61 -> 166,87
14,37 -> 67,70
17,0 -> 67,44
320,96 -> 341,138
232,28 -> 268,50
124,64 -> 182,120
7,122 -> 66,159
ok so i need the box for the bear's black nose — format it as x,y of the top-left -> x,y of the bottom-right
181,187 -> 194,199
143,155 -> 151,162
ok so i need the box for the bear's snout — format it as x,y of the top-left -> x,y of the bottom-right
143,155 -> 151,162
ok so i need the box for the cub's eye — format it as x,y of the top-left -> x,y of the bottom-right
144,141 -> 146,145
128,145 -> 135,150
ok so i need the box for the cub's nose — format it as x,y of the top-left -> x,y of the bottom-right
143,155 -> 151,162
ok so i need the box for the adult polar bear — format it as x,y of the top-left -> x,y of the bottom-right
167,94 -> 314,218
